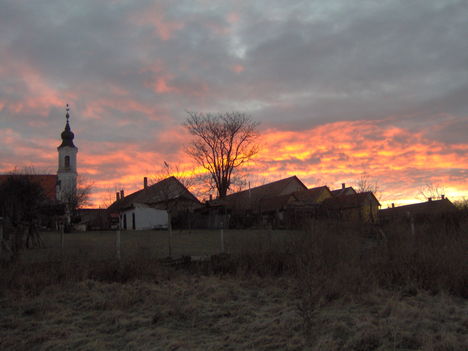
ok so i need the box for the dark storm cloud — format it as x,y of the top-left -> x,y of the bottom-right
1,0 -> 467,205
237,0 -> 468,129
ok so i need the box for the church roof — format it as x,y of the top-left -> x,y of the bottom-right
58,105 -> 76,148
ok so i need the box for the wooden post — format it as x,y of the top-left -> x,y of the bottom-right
0,217 -> 3,242
60,223 -> 64,249
268,225 -> 272,250
168,212 -> 172,258
220,221 -> 225,253
116,229 -> 121,261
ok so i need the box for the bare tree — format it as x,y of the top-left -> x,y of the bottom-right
355,174 -> 382,201
151,162 -> 202,231
61,175 -> 93,224
417,182 -> 446,201
184,111 -> 259,198
151,161 -> 196,191
0,172 -> 46,256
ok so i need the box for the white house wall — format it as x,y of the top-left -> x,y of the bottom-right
120,207 -> 168,230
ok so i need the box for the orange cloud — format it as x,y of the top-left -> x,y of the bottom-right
2,118 -> 467,208
246,121 -> 468,206
0,60 -> 74,116
80,120 -> 467,208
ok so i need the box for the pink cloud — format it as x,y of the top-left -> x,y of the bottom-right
129,4 -> 184,41
231,64 -> 245,73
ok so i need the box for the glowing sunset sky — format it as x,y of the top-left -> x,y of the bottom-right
1,0 -> 467,208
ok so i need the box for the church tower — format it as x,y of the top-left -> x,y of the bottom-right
57,104 -> 78,202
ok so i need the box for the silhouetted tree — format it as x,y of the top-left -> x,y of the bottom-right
355,174 -> 382,201
61,176 -> 93,224
0,173 -> 46,255
184,111 -> 259,198
418,182 -> 446,201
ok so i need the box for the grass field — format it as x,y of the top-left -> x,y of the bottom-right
1,274 -> 467,350
2,224 -> 467,350
23,229 -> 295,263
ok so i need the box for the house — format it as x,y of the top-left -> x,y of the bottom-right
323,191 -> 380,223
379,197 -> 457,223
330,183 -> 356,197
119,203 -> 168,230
260,186 -> 333,228
292,186 -> 333,205
75,208 -> 109,231
202,176 -> 309,228
107,176 -> 200,230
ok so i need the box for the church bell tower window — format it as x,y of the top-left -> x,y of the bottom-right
65,155 -> 70,169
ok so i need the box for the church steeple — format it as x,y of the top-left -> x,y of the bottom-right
59,104 -> 76,148
57,104 -> 78,202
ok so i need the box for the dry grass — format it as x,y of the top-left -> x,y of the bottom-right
1,219 -> 467,350
1,276 -> 466,350
21,229 -> 296,263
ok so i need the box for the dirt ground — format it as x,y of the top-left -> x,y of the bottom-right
1,275 -> 467,351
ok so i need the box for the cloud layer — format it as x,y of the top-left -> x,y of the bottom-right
0,0 -> 467,207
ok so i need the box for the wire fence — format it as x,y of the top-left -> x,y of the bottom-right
18,228 -> 293,263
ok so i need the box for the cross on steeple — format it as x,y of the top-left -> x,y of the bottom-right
66,104 -> 70,122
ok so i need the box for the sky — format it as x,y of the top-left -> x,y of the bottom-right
0,0 -> 467,208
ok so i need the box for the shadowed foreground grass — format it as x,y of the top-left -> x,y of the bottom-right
1,222 -> 467,350
1,275 -> 467,351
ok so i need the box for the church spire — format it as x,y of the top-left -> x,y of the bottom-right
59,104 -> 76,148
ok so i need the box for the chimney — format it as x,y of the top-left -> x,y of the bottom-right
428,197 -> 432,202
441,194 -> 445,199
144,177 -> 148,189
116,192 -> 120,201
391,203 -> 394,208
120,189 -> 124,199
342,183 -> 345,189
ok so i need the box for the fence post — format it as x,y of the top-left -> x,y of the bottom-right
268,224 -> 272,250
168,212 -> 172,258
220,222 -> 225,253
116,229 -> 121,261
60,223 -> 64,249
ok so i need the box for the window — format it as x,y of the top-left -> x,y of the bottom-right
64,155 -> 70,169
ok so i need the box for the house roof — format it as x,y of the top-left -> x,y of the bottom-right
0,174 -> 57,201
323,191 -> 380,209
209,176 -> 308,211
331,186 -> 356,197
259,194 -> 294,212
293,186 -> 332,204
108,176 -> 200,213
379,198 -> 456,218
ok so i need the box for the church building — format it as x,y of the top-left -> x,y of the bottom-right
0,105 -> 78,203
56,104 -> 78,202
